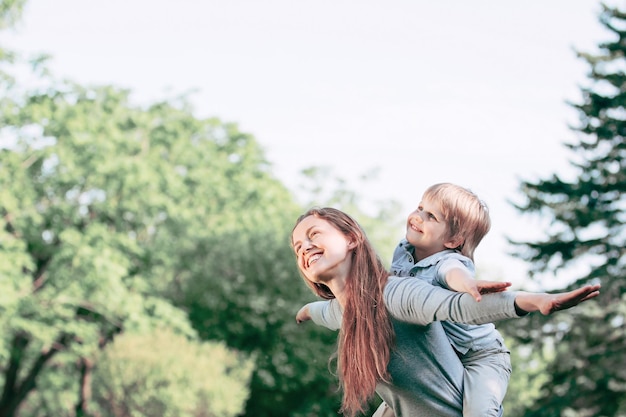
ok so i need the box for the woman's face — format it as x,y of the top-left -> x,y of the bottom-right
292,215 -> 355,283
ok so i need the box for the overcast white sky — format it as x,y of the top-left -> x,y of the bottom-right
3,0 -> 611,288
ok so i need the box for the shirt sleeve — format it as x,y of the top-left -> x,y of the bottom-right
384,276 -> 520,325
434,258 -> 473,289
307,300 -> 342,331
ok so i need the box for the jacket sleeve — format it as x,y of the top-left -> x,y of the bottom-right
307,299 -> 342,330
384,276 -> 520,325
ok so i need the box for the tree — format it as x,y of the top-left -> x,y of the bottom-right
0,78 -> 271,416
91,330 -> 254,417
0,52 -> 319,415
0,77 -> 344,416
174,165 -> 403,417
0,32 -> 346,417
0,1 -> 404,415
503,4 -> 626,416
501,336 -> 550,417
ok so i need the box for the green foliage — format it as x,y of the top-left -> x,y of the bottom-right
173,164 -> 402,416
504,4 -> 626,416
502,337 -> 551,417
0,70 -> 324,415
9,351 -> 84,417
91,329 -> 254,417
0,81 -> 234,414
0,2 -> 403,416
0,52 -> 352,417
0,0 -> 25,30
174,223 -> 346,417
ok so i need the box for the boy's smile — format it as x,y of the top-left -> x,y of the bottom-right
405,197 -> 452,260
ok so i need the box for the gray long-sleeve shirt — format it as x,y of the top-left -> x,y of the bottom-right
307,276 -> 519,417
391,243 -> 507,354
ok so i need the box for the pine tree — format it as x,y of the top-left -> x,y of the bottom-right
503,4 -> 626,416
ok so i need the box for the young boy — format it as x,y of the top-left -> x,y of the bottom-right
297,183 -> 510,417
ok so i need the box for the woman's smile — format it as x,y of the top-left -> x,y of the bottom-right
307,253 -> 322,267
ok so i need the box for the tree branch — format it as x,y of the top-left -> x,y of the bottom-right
0,332 -> 29,417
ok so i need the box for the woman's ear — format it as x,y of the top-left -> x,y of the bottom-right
347,239 -> 358,250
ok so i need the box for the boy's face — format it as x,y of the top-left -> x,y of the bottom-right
405,196 -> 454,259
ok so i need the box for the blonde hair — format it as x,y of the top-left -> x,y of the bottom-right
423,183 -> 491,261
292,207 -> 394,417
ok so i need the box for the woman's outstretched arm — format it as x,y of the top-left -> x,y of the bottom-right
384,277 -> 600,326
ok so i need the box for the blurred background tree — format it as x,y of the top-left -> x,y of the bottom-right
0,76 -> 265,415
0,1 -> 400,416
91,330 -> 254,417
500,4 -> 626,417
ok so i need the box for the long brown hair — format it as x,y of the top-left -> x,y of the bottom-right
292,207 -> 395,416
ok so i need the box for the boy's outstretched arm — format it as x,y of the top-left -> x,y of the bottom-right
445,267 -> 511,302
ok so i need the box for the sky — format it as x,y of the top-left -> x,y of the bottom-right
2,0 -> 611,288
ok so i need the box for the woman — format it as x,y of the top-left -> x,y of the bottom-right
291,207 -> 600,417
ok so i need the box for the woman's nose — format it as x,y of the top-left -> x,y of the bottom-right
301,239 -> 313,252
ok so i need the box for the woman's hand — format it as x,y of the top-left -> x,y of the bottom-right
296,304 -> 312,324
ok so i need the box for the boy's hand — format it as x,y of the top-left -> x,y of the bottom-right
446,267 -> 510,302
455,279 -> 482,302
475,280 -> 512,295
296,305 -> 311,324
456,279 -> 511,302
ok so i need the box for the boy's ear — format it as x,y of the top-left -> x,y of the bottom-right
444,235 -> 464,250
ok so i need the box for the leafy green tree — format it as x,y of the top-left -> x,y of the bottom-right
0,78 -> 270,416
502,4 -> 626,416
501,336 -> 550,417
0,1 -> 403,415
0,43 -> 320,415
175,169 -> 403,417
0,39 -> 346,417
14,329 -> 255,417
171,209 -> 347,417
91,329 -> 254,417
0,30 -> 346,417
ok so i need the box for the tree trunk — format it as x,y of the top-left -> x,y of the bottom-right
75,357 -> 94,417
0,334 -> 29,417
